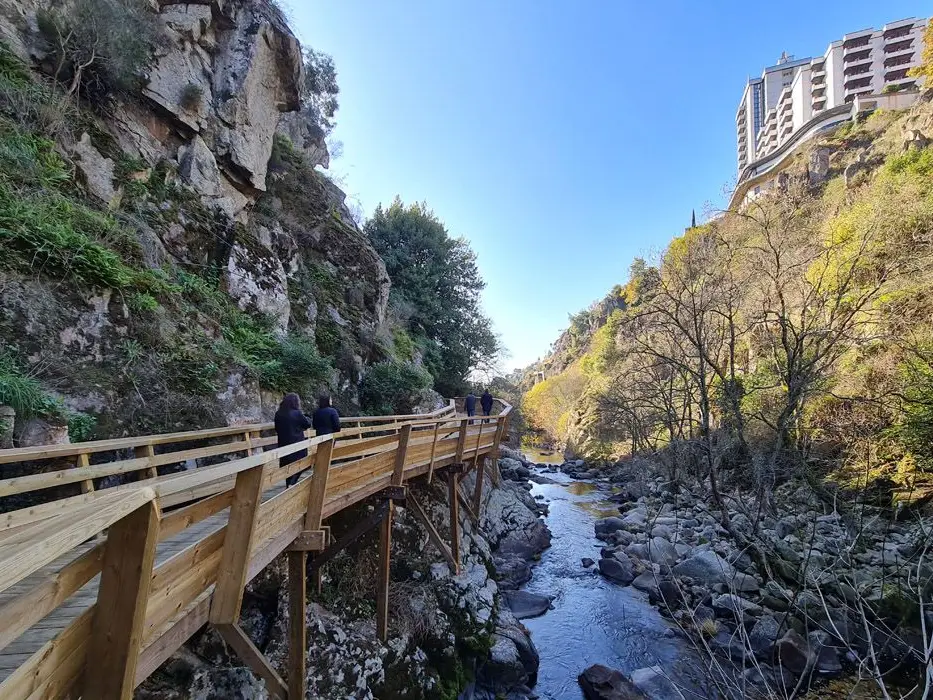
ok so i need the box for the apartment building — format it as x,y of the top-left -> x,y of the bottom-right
736,17 -> 928,173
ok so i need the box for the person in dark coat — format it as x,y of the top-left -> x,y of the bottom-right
464,391 -> 477,419
312,395 -> 341,436
481,390 -> 493,420
276,393 -> 312,486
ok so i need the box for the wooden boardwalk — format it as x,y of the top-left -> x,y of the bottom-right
0,399 -> 511,700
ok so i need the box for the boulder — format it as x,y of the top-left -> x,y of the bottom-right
599,557 -> 635,585
578,664 -> 646,699
493,554 -> 533,591
776,629 -> 814,675
749,615 -> 781,659
808,146 -> 831,186
672,550 -> 736,586
582,557 -> 595,568
502,591 -> 551,620
631,572 -> 659,595
809,630 -> 843,676
647,537 -> 679,567
595,516 -> 627,538
17,418 -> 70,448
712,593 -> 762,619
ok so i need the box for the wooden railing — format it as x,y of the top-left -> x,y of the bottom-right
0,397 -> 511,700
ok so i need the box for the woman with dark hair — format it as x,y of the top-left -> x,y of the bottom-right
312,395 -> 341,436
275,392 -> 313,486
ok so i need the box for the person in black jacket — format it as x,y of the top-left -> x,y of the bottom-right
312,395 -> 341,435
464,391 -> 477,420
276,393 -> 312,486
480,390 -> 493,421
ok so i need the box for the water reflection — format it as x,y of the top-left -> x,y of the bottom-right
521,473 -> 701,700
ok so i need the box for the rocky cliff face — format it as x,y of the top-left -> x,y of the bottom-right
0,0 -> 391,439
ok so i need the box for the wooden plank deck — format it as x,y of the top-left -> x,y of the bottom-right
0,399 -> 512,700
0,484 -> 285,683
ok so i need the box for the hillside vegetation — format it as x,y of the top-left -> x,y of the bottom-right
524,99 -> 933,506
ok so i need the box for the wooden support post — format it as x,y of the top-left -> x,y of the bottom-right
84,498 -> 160,700
472,457 -> 485,519
303,439 -> 333,532
135,443 -> 158,480
426,422 -> 440,484
216,623 -> 287,699
392,424 -> 412,485
210,464 -> 265,625
473,421 -> 484,466
447,469 -> 460,574
454,419 -> 468,464
75,452 -> 94,493
288,550 -> 307,700
244,430 -> 262,457
488,418 -> 507,487
408,495 -> 458,570
376,499 -> 393,642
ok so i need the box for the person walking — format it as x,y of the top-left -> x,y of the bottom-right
275,393 -> 313,486
464,391 -> 477,421
480,389 -> 493,422
312,395 -> 341,436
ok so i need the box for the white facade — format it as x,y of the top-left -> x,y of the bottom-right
736,17 -> 928,173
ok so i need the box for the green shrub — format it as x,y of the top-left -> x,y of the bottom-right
37,0 -> 160,100
885,147 -> 933,177
359,361 -> 433,415
66,411 -> 96,442
259,335 -> 333,398
0,352 -> 61,419
127,291 -> 159,312
179,82 -> 203,111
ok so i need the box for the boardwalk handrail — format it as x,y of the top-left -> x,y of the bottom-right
0,401 -> 458,502
0,396 -> 512,700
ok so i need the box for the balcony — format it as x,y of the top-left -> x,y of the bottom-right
844,75 -> 873,91
883,26 -> 914,41
844,51 -> 872,67
885,67 -> 911,82
843,34 -> 872,51
884,39 -> 914,54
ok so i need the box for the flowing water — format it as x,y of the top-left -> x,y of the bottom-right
520,468 -> 704,699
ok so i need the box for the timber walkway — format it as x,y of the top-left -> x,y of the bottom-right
0,397 -> 512,699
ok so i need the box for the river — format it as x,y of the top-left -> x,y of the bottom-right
519,466 -> 705,699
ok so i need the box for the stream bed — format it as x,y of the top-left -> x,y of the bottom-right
519,468 -> 704,699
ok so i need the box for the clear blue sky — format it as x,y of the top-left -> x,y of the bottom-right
281,1 -> 927,371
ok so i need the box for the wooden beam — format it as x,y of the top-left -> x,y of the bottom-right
309,501 -> 390,572
407,496 -> 457,571
392,424 -> 412,485
287,529 -> 326,552
288,551 -> 307,700
85,498 -> 160,700
457,485 -> 479,526
134,444 -> 158,480
216,623 -> 287,699
209,464 -> 264,625
75,452 -> 94,493
303,438 -> 334,532
447,470 -> 460,574
426,423 -> 440,484
376,500 -> 393,642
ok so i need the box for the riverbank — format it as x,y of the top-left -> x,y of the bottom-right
500,446 -> 930,699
